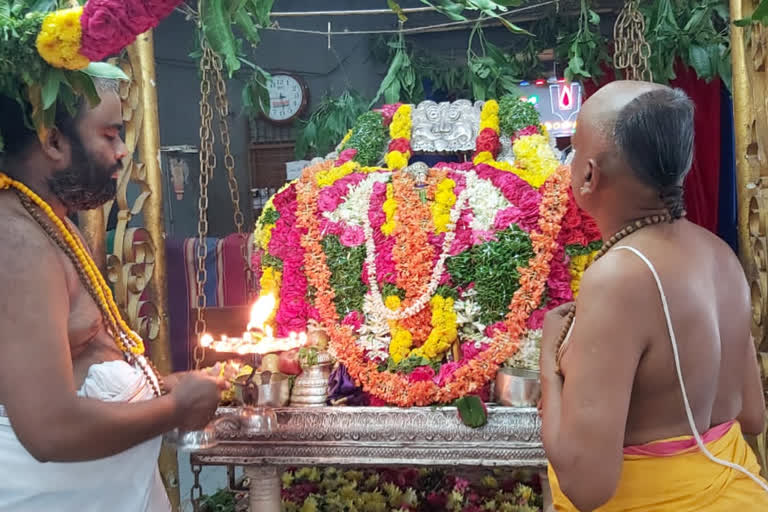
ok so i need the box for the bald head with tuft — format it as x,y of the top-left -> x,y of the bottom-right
571,80 -> 694,220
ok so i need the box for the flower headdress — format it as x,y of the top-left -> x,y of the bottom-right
0,0 -> 182,152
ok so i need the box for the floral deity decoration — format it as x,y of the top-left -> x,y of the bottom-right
253,97 -> 601,407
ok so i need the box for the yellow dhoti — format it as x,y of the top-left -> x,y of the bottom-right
548,421 -> 768,511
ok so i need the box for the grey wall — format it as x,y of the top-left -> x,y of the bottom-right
152,0 -> 566,238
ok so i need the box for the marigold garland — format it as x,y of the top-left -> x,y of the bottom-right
410,294 -> 457,360
0,172 -> 145,356
36,7 -> 89,70
381,183 -> 397,236
472,100 -> 560,189
385,104 -> 412,170
431,178 -> 457,234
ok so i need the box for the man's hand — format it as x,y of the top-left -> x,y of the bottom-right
540,301 -> 575,376
164,363 -> 239,393
169,372 -> 228,431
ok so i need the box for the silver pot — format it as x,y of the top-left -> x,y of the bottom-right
494,367 -> 541,407
233,371 -> 291,407
290,351 -> 332,407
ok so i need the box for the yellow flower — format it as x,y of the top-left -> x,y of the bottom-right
481,475 -> 499,489
431,178 -> 456,233
410,295 -> 457,360
258,267 -> 281,325
389,329 -> 413,364
255,222 -> 275,250
511,134 -> 559,188
390,104 -> 413,140
385,295 -> 401,310
299,496 -> 318,512
316,161 -> 359,187
36,7 -> 89,70
482,99 -> 499,117
479,100 -> 500,132
381,183 -> 397,235
473,151 -> 494,165
569,250 -> 598,296
385,150 -> 409,170
339,129 -> 353,149
259,266 -> 282,295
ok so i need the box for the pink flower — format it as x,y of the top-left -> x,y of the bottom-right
319,219 -> 345,237
342,311 -> 364,330
434,362 -> 461,386
317,189 -> 343,212
79,1 -> 135,60
526,309 -> 546,330
454,477 -> 470,493
409,366 -> 436,383
334,148 -> 358,166
143,0 -> 182,18
471,230 -> 496,246
80,0 -> 183,61
485,321 -> 507,337
516,190 -> 541,232
513,125 -> 541,140
494,206 -> 522,231
340,226 -> 364,247
375,103 -> 402,125
461,342 -> 488,361
367,394 -> 389,406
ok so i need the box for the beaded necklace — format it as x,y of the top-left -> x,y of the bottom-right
554,213 -> 673,375
0,172 -> 164,397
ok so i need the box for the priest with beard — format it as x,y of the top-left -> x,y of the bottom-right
0,78 -> 226,511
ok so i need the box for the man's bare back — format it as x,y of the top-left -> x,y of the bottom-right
560,219 -> 761,447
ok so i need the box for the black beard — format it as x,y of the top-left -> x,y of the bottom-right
47,135 -> 119,212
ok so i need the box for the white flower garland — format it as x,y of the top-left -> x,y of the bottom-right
324,173 -> 390,226
464,173 -> 511,232
361,171 -> 474,322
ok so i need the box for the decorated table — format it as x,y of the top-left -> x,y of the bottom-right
190,406 -> 549,511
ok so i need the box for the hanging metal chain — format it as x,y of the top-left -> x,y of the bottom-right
613,0 -> 653,82
193,39 -> 216,370
191,463 -> 204,512
210,42 -> 255,297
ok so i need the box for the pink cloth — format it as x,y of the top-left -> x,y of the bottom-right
623,421 -> 736,457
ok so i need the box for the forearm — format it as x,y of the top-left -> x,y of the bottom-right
17,394 -> 179,462
541,371 -> 566,469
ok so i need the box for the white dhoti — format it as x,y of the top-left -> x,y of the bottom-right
0,360 -> 172,512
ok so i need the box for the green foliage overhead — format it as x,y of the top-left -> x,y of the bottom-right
294,89 -> 368,159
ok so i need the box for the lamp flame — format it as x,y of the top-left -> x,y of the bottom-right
247,294 -> 276,332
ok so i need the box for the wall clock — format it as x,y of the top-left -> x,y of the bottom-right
264,72 -> 309,124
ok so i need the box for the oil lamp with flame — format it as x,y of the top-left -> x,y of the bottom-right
199,294 -> 308,357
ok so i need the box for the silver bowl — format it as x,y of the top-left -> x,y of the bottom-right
165,425 -> 219,452
494,367 -> 541,407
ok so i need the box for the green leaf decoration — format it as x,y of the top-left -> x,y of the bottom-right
82,62 -> 129,80
455,395 -> 488,428
65,70 -> 101,108
41,68 -> 62,110
499,94 -> 541,136
201,0 -> 241,76
345,111 -> 388,166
